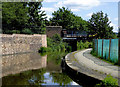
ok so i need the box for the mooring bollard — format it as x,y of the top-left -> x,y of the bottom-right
61,56 -> 66,71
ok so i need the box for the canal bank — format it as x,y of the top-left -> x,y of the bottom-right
65,48 -> 120,86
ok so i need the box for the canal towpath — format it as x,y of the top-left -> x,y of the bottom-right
65,48 -> 120,82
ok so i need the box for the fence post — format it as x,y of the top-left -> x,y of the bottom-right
97,39 -> 98,56
108,39 -> 111,60
118,38 -> 120,65
102,39 -> 103,57
93,39 -> 95,52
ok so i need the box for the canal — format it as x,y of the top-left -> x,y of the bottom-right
1,52 -> 82,86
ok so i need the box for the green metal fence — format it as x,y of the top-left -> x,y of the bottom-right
93,39 -> 120,64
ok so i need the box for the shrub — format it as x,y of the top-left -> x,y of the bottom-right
77,41 -> 93,50
84,41 -> 89,48
39,34 -> 72,53
12,30 -> 20,34
22,28 -> 32,34
60,43 -> 66,52
95,75 -> 118,87
39,47 -> 48,53
103,75 -> 118,86
52,34 -> 62,43
88,42 -> 93,48
66,46 -> 72,52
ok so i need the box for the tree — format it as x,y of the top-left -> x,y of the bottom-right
88,11 -> 115,39
2,2 -> 29,34
2,2 -> 47,34
50,7 -> 87,31
27,2 -> 47,34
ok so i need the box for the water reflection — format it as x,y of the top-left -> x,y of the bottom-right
2,53 -> 47,77
2,52 -> 81,86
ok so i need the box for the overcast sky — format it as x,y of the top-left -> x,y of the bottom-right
41,0 -> 119,33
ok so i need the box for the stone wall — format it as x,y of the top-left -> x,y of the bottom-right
46,26 -> 62,37
0,34 -> 47,55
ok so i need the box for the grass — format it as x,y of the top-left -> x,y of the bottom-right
95,75 -> 118,87
90,50 -> 119,67
71,49 -> 86,63
71,52 -> 78,62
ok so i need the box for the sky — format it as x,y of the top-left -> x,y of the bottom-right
41,0 -> 119,33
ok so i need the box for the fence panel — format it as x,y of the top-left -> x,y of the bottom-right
110,39 -> 118,63
94,39 -> 98,52
103,39 -> 110,60
98,39 -> 102,57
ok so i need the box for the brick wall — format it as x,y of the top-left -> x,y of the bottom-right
46,26 -> 62,37
0,34 -> 47,55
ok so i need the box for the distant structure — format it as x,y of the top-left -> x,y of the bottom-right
118,2 -> 120,37
46,26 -> 62,37
46,26 -> 95,41
62,29 -> 88,38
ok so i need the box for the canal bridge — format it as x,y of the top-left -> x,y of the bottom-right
62,32 -> 88,51
61,29 -> 97,51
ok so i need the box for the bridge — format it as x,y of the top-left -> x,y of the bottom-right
62,29 -> 88,51
61,29 -> 97,51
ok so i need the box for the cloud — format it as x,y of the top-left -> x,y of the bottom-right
86,12 -> 93,17
110,23 -> 118,32
44,0 -> 59,2
114,18 -> 118,21
46,14 -> 52,20
71,8 -> 80,12
55,0 -> 100,10
99,0 -> 119,2
41,7 -> 56,13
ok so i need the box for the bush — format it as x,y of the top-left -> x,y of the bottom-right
103,75 -> 118,86
66,46 -> 72,52
95,75 -> 118,87
22,28 -> 32,34
39,34 -> 71,53
39,47 -> 48,53
12,30 -> 20,34
52,34 -> 62,43
77,41 -> 93,50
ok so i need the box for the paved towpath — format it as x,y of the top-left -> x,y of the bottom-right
65,48 -> 120,81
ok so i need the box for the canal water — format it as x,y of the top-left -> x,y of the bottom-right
1,52 -> 82,86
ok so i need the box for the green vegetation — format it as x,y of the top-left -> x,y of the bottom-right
50,73 -> 72,86
2,68 -> 46,85
49,7 -> 88,31
39,34 -> 93,53
39,34 -> 72,53
47,8 -> 116,39
91,50 -> 119,66
2,3 -> 116,39
77,41 -> 93,50
2,2 -> 46,34
95,75 -> 118,87
88,11 -> 117,39
47,52 -> 67,65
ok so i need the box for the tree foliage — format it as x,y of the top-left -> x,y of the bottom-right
50,7 -> 88,31
88,11 -> 115,39
2,2 -> 46,34
27,2 -> 47,34
2,2 -> 29,34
